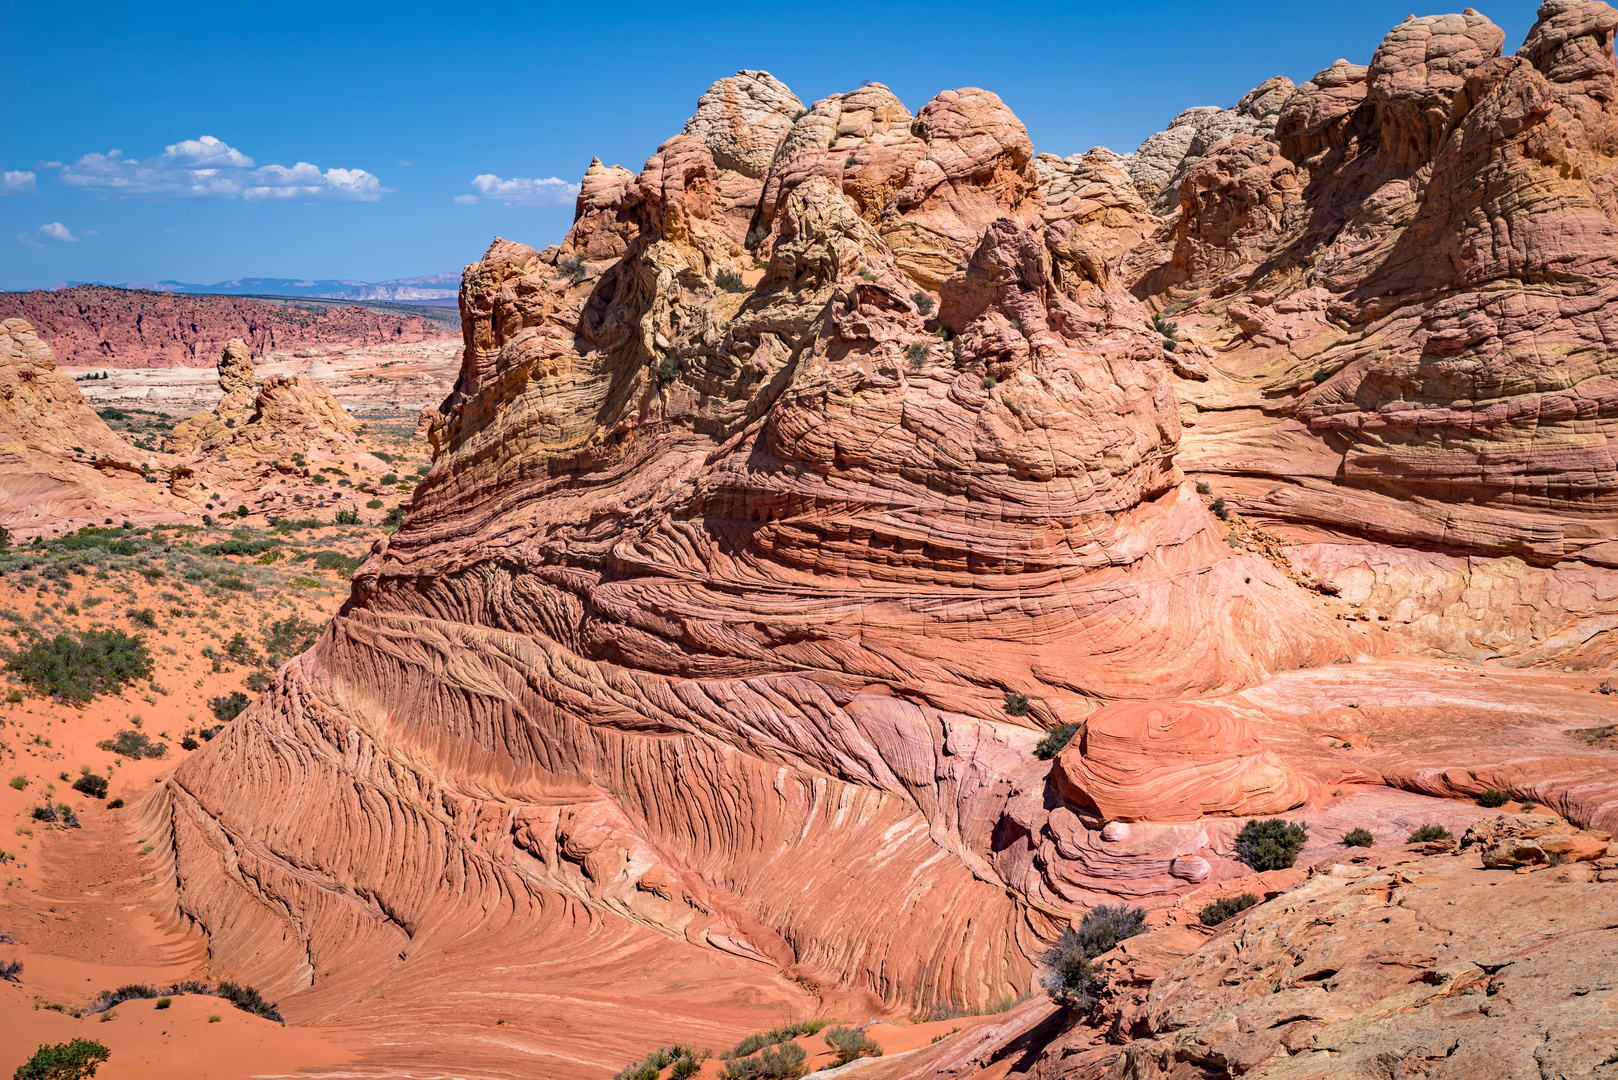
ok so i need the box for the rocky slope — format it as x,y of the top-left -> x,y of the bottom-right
0,284 -> 449,368
131,7 -> 1618,1079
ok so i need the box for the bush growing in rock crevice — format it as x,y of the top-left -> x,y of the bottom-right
1199,892 -> 1261,926
1034,722 -> 1081,760
1040,903 -> 1147,1011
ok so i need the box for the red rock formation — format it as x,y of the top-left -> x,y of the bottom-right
0,318 -> 191,534
0,284 -> 448,368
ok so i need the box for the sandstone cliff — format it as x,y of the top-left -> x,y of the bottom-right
0,284 -> 449,368
134,10 -> 1618,1080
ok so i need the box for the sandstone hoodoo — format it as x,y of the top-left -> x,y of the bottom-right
107,7 -> 1618,1080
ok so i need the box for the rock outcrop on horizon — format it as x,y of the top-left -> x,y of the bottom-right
135,7 -> 1618,1079
0,284 -> 449,368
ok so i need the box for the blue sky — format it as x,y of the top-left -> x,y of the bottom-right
2,1 -> 1542,291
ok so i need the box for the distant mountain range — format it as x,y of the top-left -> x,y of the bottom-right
60,273 -> 460,303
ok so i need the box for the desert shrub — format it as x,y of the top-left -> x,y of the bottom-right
1003,691 -> 1030,717
71,774 -> 108,799
745,227 -> 769,249
726,1021 -> 829,1060
1195,481 -> 1211,495
715,269 -> 746,294
824,1026 -> 882,1065
1235,818 -> 1308,871
1075,905 -> 1146,958
720,1042 -> 807,1080
264,615 -> 320,663
333,507 -> 360,526
5,690 -> 21,703
8,776 -> 26,791
981,374 -> 998,388
911,291 -> 935,316
213,573 -> 254,592
1408,824 -> 1453,843
200,539 -> 277,557
616,1046 -> 706,1080
1033,722 -> 1081,760
653,356 -> 681,386
209,692 -> 251,724
1312,369 -> 1331,384
365,499 -> 384,510
0,958 -> 21,981
12,1038 -> 110,1080
6,629 -> 152,703
154,997 -> 171,1010
0,524 -> 9,550
308,551 -> 361,575
225,633 -> 257,665
1209,497 -> 1229,520
106,799 -> 124,809
125,608 -> 157,629
180,736 -> 199,750
216,981 -> 282,1022
557,254 -> 586,280
1199,892 -> 1261,926
1477,789 -> 1509,808
906,341 -> 931,367
1341,827 -> 1374,848
96,731 -> 166,760
1037,927 -> 1102,1011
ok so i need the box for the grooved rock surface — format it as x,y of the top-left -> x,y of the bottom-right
0,284 -> 449,368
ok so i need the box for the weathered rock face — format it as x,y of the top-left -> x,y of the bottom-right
0,284 -> 449,368
140,69 -> 1370,1078
0,318 -> 189,533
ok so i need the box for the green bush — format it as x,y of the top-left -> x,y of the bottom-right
106,799 -> 124,809
6,630 -> 152,703
1034,722 -> 1081,760
616,1046 -> 706,1080
126,608 -> 157,629
1235,818 -> 1308,871
745,227 -> 769,249
225,633 -> 257,665
1477,789 -> 1509,808
1209,497 -> 1229,520
911,291 -> 935,316
1074,904 -> 1146,959
1199,892 -> 1260,926
557,254 -> 587,280
209,692 -> 251,724
96,731 -> 167,760
200,539 -> 278,557
12,1037 -> 110,1080
726,1021 -> 829,1060
1003,691 -> 1030,717
715,269 -> 746,293
382,506 -> 406,531
720,1042 -> 806,1080
906,341 -> 931,367
215,981 -> 281,1022
1037,927 -> 1102,1011
9,776 -> 26,791
380,473 -> 399,486
366,499 -> 384,510
653,356 -> 681,386
264,615 -> 320,663
333,507 -> 360,526
824,1026 -> 882,1065
1195,481 -> 1211,495
1408,824 -> 1453,843
1341,827 -> 1374,848
71,774 -> 108,799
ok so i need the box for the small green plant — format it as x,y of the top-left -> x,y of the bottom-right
1408,824 -> 1453,843
653,356 -> 681,386
557,254 -> 587,281
1034,722 -> 1081,760
332,507 -> 359,526
5,690 -> 21,704
96,731 -> 167,760
1003,691 -> 1030,717
1235,818 -> 1308,870
1547,851 -> 1566,867
207,1014 -> 221,1023
1477,789 -> 1510,808
911,291 -> 935,316
745,226 -> 769,249
1209,497 -> 1229,520
6,629 -> 153,703
1037,927 -> 1102,1011
981,374 -> 998,389
1521,802 -> 1537,813
12,1037 -> 110,1080
725,1021 -> 830,1060
154,997 -> 171,1010
1152,313 -> 1179,347
209,692 -> 251,724
71,774 -> 108,799
107,799 -> 124,809
1341,827 -> 1374,848
1199,892 -> 1261,926
824,1026 -> 882,1065
1195,481 -> 1211,495
181,736 -> 200,751
382,505 -> 406,531
8,776 -> 26,791
906,341 -> 931,368
720,1042 -> 806,1080
126,608 -> 157,629
715,269 -> 746,293
366,499 -> 384,509
1,958 -> 21,981
1075,905 -> 1146,958
215,981 -> 282,1022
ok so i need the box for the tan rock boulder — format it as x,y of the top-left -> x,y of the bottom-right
1052,702 -> 1308,823
1463,813 -> 1612,867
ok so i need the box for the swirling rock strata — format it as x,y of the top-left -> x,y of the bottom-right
143,69 -> 1353,1075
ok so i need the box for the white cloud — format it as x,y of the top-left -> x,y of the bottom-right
468,174 -> 580,208
17,222 -> 78,246
37,160 -> 62,169
398,159 -> 413,166
453,194 -> 479,205
2,171 -> 37,195
59,136 -> 382,203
